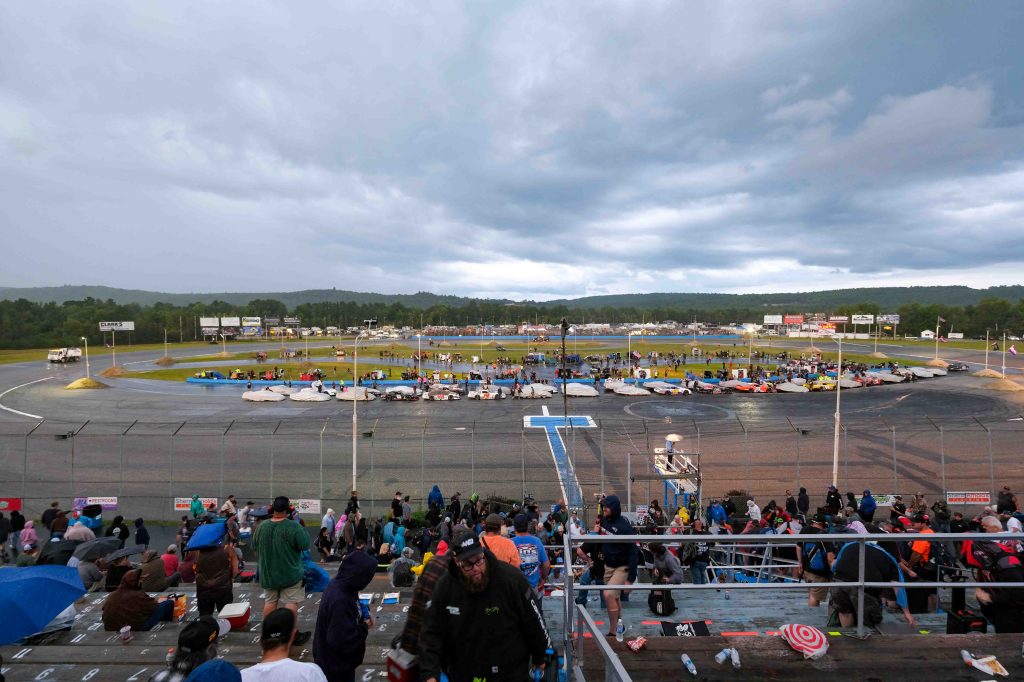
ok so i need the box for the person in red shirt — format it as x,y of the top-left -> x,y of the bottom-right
160,545 -> 180,577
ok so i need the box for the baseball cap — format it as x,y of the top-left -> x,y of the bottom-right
911,513 -> 929,524
484,513 -> 502,529
513,513 -> 530,532
897,516 -> 912,528
178,615 -> 229,653
451,529 -> 485,561
184,659 -> 241,682
261,608 -> 295,644
23,544 -> 34,551
272,496 -> 290,513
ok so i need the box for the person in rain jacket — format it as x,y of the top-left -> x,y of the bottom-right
392,526 -> 407,555
600,495 -> 638,638
190,495 -> 205,519
858,490 -> 878,523
708,500 -> 727,526
428,485 -> 444,514
313,549 -> 378,681
134,518 -> 150,549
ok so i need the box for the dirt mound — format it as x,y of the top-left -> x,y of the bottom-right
99,366 -> 128,378
216,352 -> 232,358
972,369 -> 1004,378
987,378 -> 1023,392
869,352 -> 889,359
154,356 -> 176,366
65,377 -> 108,389
926,358 -> 949,368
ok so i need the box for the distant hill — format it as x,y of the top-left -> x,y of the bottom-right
0,284 -> 1021,310
0,285 -> 497,309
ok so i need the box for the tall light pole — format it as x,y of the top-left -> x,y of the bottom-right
81,336 -> 90,380
560,318 -> 570,423
416,333 -> 422,387
352,319 -> 376,492
831,335 -> 842,487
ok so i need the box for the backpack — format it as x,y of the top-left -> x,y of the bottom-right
803,542 -> 828,573
963,539 -> 1024,577
648,589 -> 676,616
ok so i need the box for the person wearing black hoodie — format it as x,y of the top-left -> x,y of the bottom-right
105,515 -> 129,544
313,549 -> 378,681
797,487 -> 810,518
600,495 -> 638,637
134,518 -> 150,549
419,529 -> 551,682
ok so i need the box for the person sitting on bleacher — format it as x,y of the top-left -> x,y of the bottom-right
102,569 -> 174,632
149,615 -> 232,682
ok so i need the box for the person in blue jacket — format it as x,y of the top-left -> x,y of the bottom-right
858,490 -> 878,523
600,495 -> 638,637
313,549 -> 378,681
708,499 -> 728,526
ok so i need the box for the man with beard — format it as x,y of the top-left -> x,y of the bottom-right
420,529 -> 552,682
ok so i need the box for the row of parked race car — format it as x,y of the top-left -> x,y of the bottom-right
241,382 -> 584,402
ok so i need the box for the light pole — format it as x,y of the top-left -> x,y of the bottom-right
352,319 -> 376,492
831,335 -> 842,487
80,336 -> 90,380
416,334 -> 422,384
560,318 -> 570,423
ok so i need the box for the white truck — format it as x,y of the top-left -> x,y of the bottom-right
47,347 -> 82,363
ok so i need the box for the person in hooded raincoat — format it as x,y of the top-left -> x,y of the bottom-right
312,550 -> 378,681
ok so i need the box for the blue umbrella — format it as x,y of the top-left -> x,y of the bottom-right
0,566 -> 85,645
186,523 -> 227,551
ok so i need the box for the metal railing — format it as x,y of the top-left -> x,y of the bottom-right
561,531 -> 1024,681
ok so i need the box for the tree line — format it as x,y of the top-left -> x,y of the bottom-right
1,296 -> 1023,349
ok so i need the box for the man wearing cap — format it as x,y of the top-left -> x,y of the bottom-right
243,608 -> 327,681
313,549 -> 377,681
997,485 -> 1019,515
900,513 -> 937,613
149,615 -> 231,681
480,513 -> 520,567
796,515 -> 835,608
512,513 -> 550,598
890,495 -> 907,523
252,496 -> 312,645
420,529 -> 552,682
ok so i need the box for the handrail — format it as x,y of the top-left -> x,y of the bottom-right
574,603 -> 632,682
562,530 -> 1024,680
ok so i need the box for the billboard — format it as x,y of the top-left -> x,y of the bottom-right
783,315 -> 804,325
99,321 -> 135,331
73,496 -> 119,511
763,315 -> 783,325
220,317 -> 241,327
851,314 -> 875,325
284,317 -> 301,325
242,317 -> 261,327
818,323 -> 835,335
829,315 -> 849,323
264,317 -> 280,325
199,317 -> 219,327
174,497 -> 218,511
947,491 -> 990,505
877,314 -> 901,324
294,499 -> 322,515
201,327 -> 219,336
0,497 -> 21,511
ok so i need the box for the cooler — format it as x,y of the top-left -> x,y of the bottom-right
219,602 -> 251,631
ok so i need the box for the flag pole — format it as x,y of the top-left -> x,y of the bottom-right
1002,331 -> 1007,378
984,330 -> 989,371
934,316 -> 940,360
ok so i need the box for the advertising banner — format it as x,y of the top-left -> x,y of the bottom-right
948,332 -> 964,339
99,321 -> 135,331
818,323 -> 835,335
829,316 -> 849,323
877,314 -> 901,324
264,317 -> 280,325
284,317 -> 301,325
634,504 -> 649,520
240,327 -> 262,336
174,497 -> 218,511
763,314 -> 783,325
851,314 -> 875,325
783,315 -> 804,325
947,491 -> 991,505
201,327 -> 219,336
73,496 -> 118,511
220,317 -> 241,327
0,497 -> 21,511
294,499 -> 322,515
242,317 -> 261,327
199,317 -> 219,327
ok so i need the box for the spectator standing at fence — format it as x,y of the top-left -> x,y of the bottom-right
685,519 -> 713,584
785,490 -> 798,517
419,530 -> 552,682
344,490 -> 360,517
858,490 -> 877,523
41,502 -> 60,538
797,487 -> 810,518
189,495 -> 205,519
890,495 -> 907,523
796,515 -> 835,608
512,514 -> 549,599
480,513 -> 520,567
402,495 -> 412,523
600,495 -> 638,637
825,486 -> 842,515
391,492 -> 403,521
49,511 -> 69,540
997,486 -> 1019,514
252,496 -> 312,645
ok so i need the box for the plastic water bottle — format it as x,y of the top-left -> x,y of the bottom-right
615,620 -> 625,642
714,648 -> 732,664
730,647 -> 742,669
165,647 -> 175,666
681,653 -> 698,676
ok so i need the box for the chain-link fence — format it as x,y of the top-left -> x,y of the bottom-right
1,414 -> 1022,522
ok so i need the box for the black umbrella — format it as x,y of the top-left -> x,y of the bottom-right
104,544 -> 146,563
72,537 -> 122,562
249,506 -> 270,519
35,540 -> 83,566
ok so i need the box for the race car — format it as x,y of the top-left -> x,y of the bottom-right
383,387 -> 420,401
423,390 -> 461,401
646,381 -> 692,396
468,387 -> 507,400
946,361 -> 969,371
733,382 -> 771,393
854,375 -> 884,386
807,378 -> 836,391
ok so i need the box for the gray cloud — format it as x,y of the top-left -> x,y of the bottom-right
0,1 -> 1022,300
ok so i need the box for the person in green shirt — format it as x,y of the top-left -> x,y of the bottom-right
252,496 -> 312,645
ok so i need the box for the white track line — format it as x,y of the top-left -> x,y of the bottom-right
0,377 -> 51,419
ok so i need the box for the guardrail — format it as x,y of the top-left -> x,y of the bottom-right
561,531 -> 1024,681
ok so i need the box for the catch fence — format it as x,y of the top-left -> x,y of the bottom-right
0,414 -> 1021,522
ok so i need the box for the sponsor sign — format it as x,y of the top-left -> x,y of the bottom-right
220,316 -> 241,327
947,491 -> 990,505
851,314 -> 875,325
201,327 -> 219,336
199,317 -> 219,327
264,317 -> 280,325
877,314 -> 901,324
294,499 -> 322,515
948,332 -> 964,340
829,316 -> 849,323
174,497 -> 218,511
783,315 -> 804,325
0,497 -> 22,511
818,323 -> 835,335
763,314 -> 783,325
284,317 -> 301,325
73,496 -> 118,511
240,326 -> 262,336
635,504 -> 649,520
99,321 -> 135,332
242,317 -> 261,327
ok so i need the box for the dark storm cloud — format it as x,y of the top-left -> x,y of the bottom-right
1,1 -> 1022,300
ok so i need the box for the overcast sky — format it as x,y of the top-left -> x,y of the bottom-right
1,2 -> 1023,301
